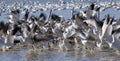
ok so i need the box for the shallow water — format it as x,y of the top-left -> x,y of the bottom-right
0,49 -> 120,61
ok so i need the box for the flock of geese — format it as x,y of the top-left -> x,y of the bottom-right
0,3 -> 120,53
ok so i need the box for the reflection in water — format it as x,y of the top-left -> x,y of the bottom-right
0,48 -> 119,61
10,49 -> 119,61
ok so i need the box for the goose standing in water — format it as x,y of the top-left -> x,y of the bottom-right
82,3 -> 101,35
71,11 -> 89,49
46,14 -> 63,48
35,13 -> 48,34
97,15 -> 114,49
28,14 -> 50,49
20,9 -> 34,43
61,19 -> 88,50
59,20 -> 75,50
0,22 -> 12,51
11,24 -> 25,44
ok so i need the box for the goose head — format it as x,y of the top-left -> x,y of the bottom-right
22,9 -> 29,22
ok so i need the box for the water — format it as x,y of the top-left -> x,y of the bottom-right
0,0 -> 120,61
0,49 -> 120,61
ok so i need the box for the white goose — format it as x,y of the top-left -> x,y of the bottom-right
97,15 -> 114,48
21,22 -> 31,42
83,19 -> 98,35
